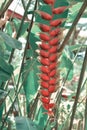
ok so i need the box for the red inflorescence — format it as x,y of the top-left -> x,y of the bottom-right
36,0 -> 68,116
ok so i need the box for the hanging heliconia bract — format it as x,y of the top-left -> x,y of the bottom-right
36,0 -> 69,116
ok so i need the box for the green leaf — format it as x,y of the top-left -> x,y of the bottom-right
0,56 -> 13,74
15,117 -> 41,130
35,106 -> 47,129
0,56 -> 13,81
68,3 -> 82,22
60,52 -> 73,80
0,69 -> 12,81
5,21 -> 13,36
69,44 -> 87,51
0,31 -> 22,49
29,32 -> 39,50
22,58 -> 39,113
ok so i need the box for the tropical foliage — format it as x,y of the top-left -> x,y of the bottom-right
0,0 -> 87,130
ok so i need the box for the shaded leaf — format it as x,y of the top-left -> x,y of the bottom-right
0,69 -> 12,81
15,117 -> 41,130
22,58 -> 39,113
0,56 -> 13,74
60,52 -> 73,80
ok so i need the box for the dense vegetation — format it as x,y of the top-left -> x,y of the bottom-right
0,0 -> 87,130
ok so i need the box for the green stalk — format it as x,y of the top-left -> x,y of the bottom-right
68,48 -> 87,130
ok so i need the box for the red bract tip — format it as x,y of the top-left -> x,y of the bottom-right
49,69 -> 56,77
49,62 -> 57,70
40,66 -> 49,74
40,73 -> 50,81
40,42 -> 50,50
48,85 -> 56,93
43,103 -> 49,110
40,97 -> 50,104
49,54 -> 57,62
49,37 -> 60,46
40,50 -> 49,58
52,6 -> 69,14
49,46 -> 58,53
40,58 -> 49,66
39,33 -> 50,41
39,24 -> 50,32
36,10 -> 52,20
50,28 -> 61,37
49,78 -> 57,85
50,19 -> 64,27
43,0 -> 55,5
40,89 -> 50,97
48,103 -> 55,108
46,110 -> 54,117
40,81 -> 49,88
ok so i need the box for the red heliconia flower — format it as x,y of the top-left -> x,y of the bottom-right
49,78 -> 57,85
40,81 -> 49,89
36,0 -> 68,115
39,33 -> 50,41
39,42 -> 50,50
40,58 -> 50,66
40,73 -> 50,81
40,97 -> 50,104
50,19 -> 65,27
39,24 -> 50,32
43,0 -> 55,5
40,66 -> 49,74
43,103 -> 55,111
48,103 -> 55,109
49,54 -> 57,62
48,85 -> 56,93
49,69 -> 56,77
43,103 -> 49,110
52,6 -> 69,14
49,62 -> 57,70
49,46 -> 58,53
36,10 -> 52,20
49,37 -> 60,46
50,28 -> 61,37
40,50 -> 49,58
40,89 -> 50,97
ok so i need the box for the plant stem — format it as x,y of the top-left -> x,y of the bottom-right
0,0 -> 13,17
68,48 -> 87,130
16,0 -> 38,91
8,0 -> 32,63
21,0 -> 26,10
59,0 -> 87,52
